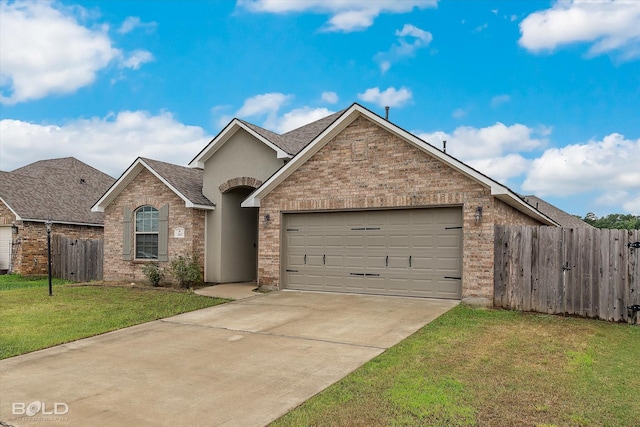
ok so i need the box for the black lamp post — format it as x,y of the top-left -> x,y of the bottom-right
45,219 -> 53,296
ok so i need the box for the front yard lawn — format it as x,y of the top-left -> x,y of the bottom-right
0,275 -> 227,359
273,305 -> 640,427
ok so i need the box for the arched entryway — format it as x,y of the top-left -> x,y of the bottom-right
218,178 -> 261,282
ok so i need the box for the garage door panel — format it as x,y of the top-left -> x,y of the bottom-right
363,277 -> 386,292
436,233 -> 461,248
287,254 -> 306,269
367,255 -> 387,269
409,256 -> 435,271
346,235 -> 365,248
324,255 -> 343,268
345,255 -> 365,268
387,256 -> 408,269
389,235 -> 410,248
283,208 -> 462,299
287,234 -> 305,248
411,234 -> 434,248
306,255 -> 324,267
325,235 -> 343,247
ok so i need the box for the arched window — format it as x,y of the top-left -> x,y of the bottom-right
135,206 -> 158,259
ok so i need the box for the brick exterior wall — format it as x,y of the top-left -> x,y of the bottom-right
0,201 -> 14,226
103,168 -> 206,283
258,116 -> 543,299
1,200 -> 104,275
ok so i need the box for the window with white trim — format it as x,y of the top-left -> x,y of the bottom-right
135,206 -> 158,259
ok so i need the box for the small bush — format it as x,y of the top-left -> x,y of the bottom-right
168,253 -> 203,288
141,262 -> 164,287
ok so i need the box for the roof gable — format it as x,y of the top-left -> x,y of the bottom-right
241,103 -> 558,226
188,120 -> 291,168
92,158 -> 214,212
188,111 -> 344,169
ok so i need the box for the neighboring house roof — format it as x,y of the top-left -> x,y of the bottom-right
0,157 -> 114,225
241,103 -> 559,226
522,196 -> 594,228
189,111 -> 344,168
92,157 -> 215,212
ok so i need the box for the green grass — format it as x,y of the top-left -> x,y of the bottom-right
272,305 -> 640,427
0,275 -> 227,359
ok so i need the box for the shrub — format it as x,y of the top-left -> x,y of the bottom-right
141,262 -> 164,287
168,253 -> 203,288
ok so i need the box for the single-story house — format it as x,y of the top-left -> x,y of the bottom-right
0,157 -> 115,275
93,103 -> 564,300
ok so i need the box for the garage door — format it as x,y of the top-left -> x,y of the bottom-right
283,207 -> 462,299
0,226 -> 11,271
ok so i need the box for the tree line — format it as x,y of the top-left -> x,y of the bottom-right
576,213 -> 640,230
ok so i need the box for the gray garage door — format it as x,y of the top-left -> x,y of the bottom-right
283,207 -> 462,299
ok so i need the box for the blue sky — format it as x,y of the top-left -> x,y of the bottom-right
1,0 -> 639,217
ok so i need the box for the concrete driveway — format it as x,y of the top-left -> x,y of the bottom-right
0,291 -> 458,427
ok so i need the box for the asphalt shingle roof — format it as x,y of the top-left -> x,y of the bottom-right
238,110 -> 344,156
1,157 -> 115,225
522,195 -> 594,228
140,158 -> 214,207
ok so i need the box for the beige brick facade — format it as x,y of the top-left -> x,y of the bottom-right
103,168 -> 205,283
258,116 -> 542,298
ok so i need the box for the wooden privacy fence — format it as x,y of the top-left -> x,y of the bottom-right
494,226 -> 640,323
52,235 -> 103,282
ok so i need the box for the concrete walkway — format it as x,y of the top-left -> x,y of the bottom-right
0,291 -> 458,427
195,282 -> 259,300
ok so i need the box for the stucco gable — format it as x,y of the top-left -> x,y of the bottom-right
189,120 -> 291,169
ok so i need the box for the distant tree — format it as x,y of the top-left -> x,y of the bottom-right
580,213 -> 640,229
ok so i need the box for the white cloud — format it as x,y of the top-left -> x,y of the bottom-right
232,92 -> 294,129
357,87 -> 413,108
522,133 -> 640,198
418,122 -> 547,161
452,108 -> 466,119
466,154 -> 530,183
375,24 -> 433,72
0,0 -> 119,104
118,16 -> 157,34
236,93 -> 292,117
275,107 -> 335,133
0,1 -> 155,105
214,93 -> 335,133
622,193 -> 640,215
416,122 -> 550,185
519,0 -> 640,59
0,112 -> 212,177
121,50 -> 154,70
321,91 -> 339,104
491,94 -> 510,107
236,0 -> 438,32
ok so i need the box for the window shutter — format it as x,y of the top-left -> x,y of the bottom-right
122,207 -> 132,260
158,204 -> 169,262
